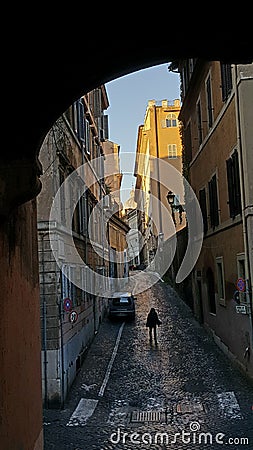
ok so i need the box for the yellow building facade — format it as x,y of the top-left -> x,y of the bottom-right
135,99 -> 185,268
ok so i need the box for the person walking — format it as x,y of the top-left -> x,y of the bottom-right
146,307 -> 161,345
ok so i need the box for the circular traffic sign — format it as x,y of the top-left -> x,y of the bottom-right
236,278 -> 245,292
69,310 -> 78,323
63,297 -> 73,312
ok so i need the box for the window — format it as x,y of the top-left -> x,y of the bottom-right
101,114 -> 109,140
206,75 -> 213,128
168,144 -> 177,158
199,188 -> 208,234
226,149 -> 241,219
196,99 -> 203,145
165,113 -> 177,127
220,63 -> 233,102
76,98 -> 85,143
208,173 -> 219,229
84,118 -> 91,154
216,257 -> 226,306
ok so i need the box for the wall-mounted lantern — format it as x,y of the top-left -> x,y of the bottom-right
166,190 -> 184,226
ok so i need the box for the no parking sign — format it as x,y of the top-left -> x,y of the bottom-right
63,298 -> 73,312
236,278 -> 245,292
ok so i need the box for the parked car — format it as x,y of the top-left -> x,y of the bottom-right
108,292 -> 136,320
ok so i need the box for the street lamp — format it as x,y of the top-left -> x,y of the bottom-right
166,190 -> 176,225
166,190 -> 184,226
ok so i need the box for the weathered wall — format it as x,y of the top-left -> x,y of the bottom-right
0,200 -> 43,450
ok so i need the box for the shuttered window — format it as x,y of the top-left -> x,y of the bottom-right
206,75 -> 213,128
196,100 -> 203,145
102,114 -> 109,139
84,118 -> 91,154
76,99 -> 85,143
199,188 -> 208,234
226,149 -> 241,218
220,63 -> 233,102
208,174 -> 219,229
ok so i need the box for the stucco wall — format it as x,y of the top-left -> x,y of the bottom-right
0,200 -> 43,450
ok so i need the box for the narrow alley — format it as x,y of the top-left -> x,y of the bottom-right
43,280 -> 253,449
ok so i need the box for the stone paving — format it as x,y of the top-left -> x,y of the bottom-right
43,280 -> 253,449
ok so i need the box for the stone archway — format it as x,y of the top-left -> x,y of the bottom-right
1,36 -> 252,450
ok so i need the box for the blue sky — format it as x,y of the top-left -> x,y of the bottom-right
105,63 -> 180,204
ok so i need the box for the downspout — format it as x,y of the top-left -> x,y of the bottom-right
153,104 -> 163,235
41,232 -> 48,408
59,286 -> 65,408
234,64 -> 253,345
154,104 -> 164,275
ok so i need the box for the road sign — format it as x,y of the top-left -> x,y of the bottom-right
236,305 -> 247,314
236,277 -> 245,292
69,310 -> 78,323
63,298 -> 73,312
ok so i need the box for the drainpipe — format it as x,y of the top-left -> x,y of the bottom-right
154,104 -> 164,274
59,287 -> 65,408
234,64 -> 253,344
41,232 -> 48,408
153,104 -> 163,235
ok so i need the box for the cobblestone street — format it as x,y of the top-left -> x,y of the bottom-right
43,280 -> 253,449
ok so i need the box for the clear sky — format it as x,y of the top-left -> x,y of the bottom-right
105,62 -> 181,204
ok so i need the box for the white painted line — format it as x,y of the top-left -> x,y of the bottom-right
98,321 -> 125,397
217,391 -> 242,419
66,398 -> 98,426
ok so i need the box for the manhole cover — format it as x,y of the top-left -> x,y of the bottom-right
131,410 -> 165,423
176,401 -> 204,414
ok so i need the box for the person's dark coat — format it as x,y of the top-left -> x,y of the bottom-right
146,308 -> 161,328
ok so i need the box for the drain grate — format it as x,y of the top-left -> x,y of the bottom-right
131,410 -> 164,423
